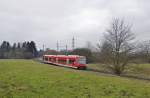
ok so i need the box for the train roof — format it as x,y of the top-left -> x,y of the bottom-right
43,55 -> 85,58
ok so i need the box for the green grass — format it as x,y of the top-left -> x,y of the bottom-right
87,63 -> 150,79
0,60 -> 150,98
127,64 -> 150,78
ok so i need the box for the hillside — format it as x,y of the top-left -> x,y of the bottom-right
0,59 -> 150,98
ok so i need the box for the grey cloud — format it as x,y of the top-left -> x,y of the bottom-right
0,0 -> 150,50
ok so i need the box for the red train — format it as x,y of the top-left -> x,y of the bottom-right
43,55 -> 86,69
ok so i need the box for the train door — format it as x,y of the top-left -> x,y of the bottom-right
66,59 -> 69,65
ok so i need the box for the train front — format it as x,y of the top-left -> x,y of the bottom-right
76,56 -> 87,69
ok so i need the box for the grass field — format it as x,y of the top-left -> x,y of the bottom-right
0,60 -> 150,98
88,63 -> 150,79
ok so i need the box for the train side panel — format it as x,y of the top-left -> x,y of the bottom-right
43,55 -> 86,69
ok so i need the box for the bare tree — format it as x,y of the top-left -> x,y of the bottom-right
99,18 -> 135,75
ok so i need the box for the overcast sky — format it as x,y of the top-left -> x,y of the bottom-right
0,0 -> 150,50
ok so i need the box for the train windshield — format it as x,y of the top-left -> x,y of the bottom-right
77,57 -> 86,64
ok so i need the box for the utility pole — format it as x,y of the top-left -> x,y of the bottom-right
66,45 -> 68,55
43,44 -> 45,51
72,37 -> 75,50
66,45 -> 68,51
42,44 -> 45,55
57,41 -> 59,52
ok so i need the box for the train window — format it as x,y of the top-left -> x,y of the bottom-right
58,59 -> 66,64
51,58 -> 55,62
77,57 -> 86,64
45,57 -> 48,61
49,58 -> 52,61
69,60 -> 75,64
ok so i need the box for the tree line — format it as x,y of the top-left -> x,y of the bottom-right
0,41 -> 38,59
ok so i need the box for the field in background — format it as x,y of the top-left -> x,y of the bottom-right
87,63 -> 150,79
0,60 -> 150,98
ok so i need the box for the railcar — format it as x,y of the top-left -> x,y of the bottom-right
43,55 -> 86,69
